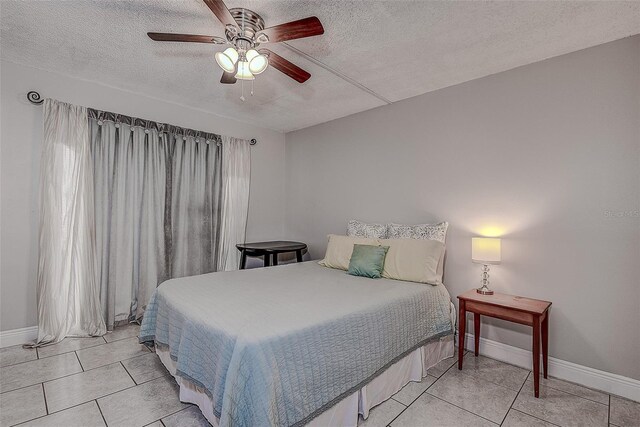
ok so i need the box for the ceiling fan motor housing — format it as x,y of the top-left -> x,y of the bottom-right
226,8 -> 266,48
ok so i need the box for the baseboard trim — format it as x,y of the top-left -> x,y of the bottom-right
460,331 -> 640,402
0,326 -> 38,348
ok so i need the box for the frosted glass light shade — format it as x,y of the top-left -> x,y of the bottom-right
472,237 -> 501,264
246,49 -> 268,74
234,61 -> 255,80
215,47 -> 239,73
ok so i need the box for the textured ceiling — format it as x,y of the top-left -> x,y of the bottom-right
1,1 -> 639,132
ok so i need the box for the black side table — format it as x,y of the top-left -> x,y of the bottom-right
236,241 -> 307,269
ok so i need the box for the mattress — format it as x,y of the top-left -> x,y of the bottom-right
140,261 -> 454,427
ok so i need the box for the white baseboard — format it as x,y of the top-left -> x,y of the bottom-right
0,326 -> 38,348
460,331 -> 640,402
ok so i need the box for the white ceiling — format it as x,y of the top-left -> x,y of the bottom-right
2,1 -> 639,132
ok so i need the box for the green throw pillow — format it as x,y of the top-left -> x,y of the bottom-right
347,244 -> 389,279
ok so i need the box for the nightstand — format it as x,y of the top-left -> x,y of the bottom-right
457,289 -> 552,398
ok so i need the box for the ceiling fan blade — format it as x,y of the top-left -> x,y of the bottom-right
262,49 -> 310,83
202,0 -> 237,27
258,17 -> 324,43
147,32 -> 226,44
220,71 -> 237,84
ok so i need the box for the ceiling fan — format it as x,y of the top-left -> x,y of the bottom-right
147,0 -> 324,92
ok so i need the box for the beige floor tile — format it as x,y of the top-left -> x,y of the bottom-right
0,384 -> 46,426
359,398 -> 405,427
76,336 -> 149,370
21,401 -> 106,427
0,345 -> 37,368
461,355 -> 530,391
610,395 -> 640,427
392,375 -> 437,405
502,409 -> 556,426
145,422 -> 164,427
162,406 -> 212,426
98,375 -> 188,427
44,362 -> 135,412
427,355 -> 457,378
104,323 -> 140,343
526,375 -> 609,405
0,352 -> 82,393
427,367 -> 517,423
513,379 -> 608,426
121,352 -> 168,384
391,393 -> 494,426
37,336 -> 106,359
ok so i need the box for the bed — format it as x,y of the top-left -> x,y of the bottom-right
139,261 -> 455,427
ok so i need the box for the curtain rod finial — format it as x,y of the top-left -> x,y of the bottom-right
250,139 -> 257,145
27,91 -> 44,105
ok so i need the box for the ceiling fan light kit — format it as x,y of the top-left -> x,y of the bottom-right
148,0 -> 324,100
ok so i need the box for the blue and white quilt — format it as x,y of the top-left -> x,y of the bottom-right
140,261 -> 453,427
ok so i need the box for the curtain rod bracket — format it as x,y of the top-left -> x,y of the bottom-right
27,91 -> 44,105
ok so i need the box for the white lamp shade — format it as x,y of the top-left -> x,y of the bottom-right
234,61 -> 255,80
472,237 -> 501,264
215,47 -> 239,73
246,49 -> 268,74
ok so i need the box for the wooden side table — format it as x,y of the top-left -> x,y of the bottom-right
236,241 -> 307,269
457,289 -> 552,398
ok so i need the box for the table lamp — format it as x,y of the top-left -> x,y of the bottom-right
472,237 -> 501,295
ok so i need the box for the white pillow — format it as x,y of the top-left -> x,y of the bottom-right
319,235 -> 380,271
380,238 -> 444,285
386,221 -> 449,244
347,219 -> 388,239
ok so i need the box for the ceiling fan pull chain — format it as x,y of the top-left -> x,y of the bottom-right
251,79 -> 254,96
240,78 -> 245,102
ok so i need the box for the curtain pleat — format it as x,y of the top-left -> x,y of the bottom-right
170,135 -> 222,278
34,99 -> 106,345
92,120 -> 169,329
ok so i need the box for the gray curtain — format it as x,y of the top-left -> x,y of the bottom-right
90,112 -> 227,329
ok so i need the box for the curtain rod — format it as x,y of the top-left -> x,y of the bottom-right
26,91 -> 257,146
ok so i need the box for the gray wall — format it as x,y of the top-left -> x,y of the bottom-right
0,60 -> 286,332
285,36 -> 640,380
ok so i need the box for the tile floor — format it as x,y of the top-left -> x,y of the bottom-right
1,324 -> 638,426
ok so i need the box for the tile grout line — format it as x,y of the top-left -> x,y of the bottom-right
12,372 -> 165,423
426,392 -> 500,425
36,341 -> 107,360
75,351 -> 85,372
387,361 -> 458,426
499,370 -> 530,426
120,360 -> 138,385
96,399 -> 108,427
41,382 -> 49,415
522,376 -> 610,406
509,408 -> 563,427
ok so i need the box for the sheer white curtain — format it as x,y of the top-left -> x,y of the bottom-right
217,136 -> 251,271
35,99 -> 106,345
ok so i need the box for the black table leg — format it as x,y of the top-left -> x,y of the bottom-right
296,249 -> 303,262
272,253 -> 278,266
240,250 -> 247,270
263,254 -> 270,267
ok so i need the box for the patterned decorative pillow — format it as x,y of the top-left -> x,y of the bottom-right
347,219 -> 388,239
386,221 -> 449,244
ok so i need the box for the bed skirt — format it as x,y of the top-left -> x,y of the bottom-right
156,333 -> 454,427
